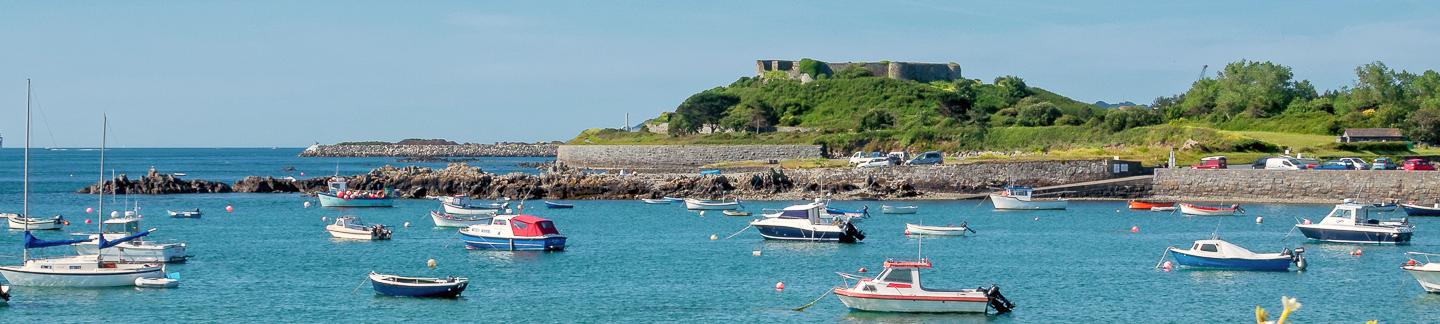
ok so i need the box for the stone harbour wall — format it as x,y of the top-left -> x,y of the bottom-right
300,144 -> 556,157
1150,168 -> 1440,203
556,145 -> 824,171
782,159 -> 1132,194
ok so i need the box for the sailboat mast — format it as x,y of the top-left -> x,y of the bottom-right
22,79 -> 31,261
98,115 -> 106,235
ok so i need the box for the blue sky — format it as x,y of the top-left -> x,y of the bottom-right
2,1 -> 1438,147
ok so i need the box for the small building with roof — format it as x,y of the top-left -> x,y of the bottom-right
1338,128 -> 1407,143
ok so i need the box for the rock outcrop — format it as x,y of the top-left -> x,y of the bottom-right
77,168 -> 232,194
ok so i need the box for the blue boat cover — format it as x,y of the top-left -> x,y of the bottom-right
98,229 -> 153,249
23,231 -> 93,249
699,170 -> 721,175
826,206 -> 868,215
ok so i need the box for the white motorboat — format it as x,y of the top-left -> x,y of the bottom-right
326,216 -> 392,240
685,198 -> 741,211
1296,201 -> 1412,244
73,217 -> 188,263
905,223 -> 973,236
989,186 -> 1066,210
458,214 -> 566,251
7,215 -> 66,230
134,276 -> 179,288
1166,237 -> 1305,271
440,196 -> 505,215
640,198 -> 672,204
430,211 -> 491,228
0,212 -> 15,219
167,209 -> 202,218
1178,203 -> 1243,216
750,201 -> 864,243
834,259 -> 1013,313
881,205 -> 918,214
1403,252 -> 1440,293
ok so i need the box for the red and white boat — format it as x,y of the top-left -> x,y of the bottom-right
1179,203 -> 1244,216
1128,200 -> 1175,210
833,259 -> 1014,313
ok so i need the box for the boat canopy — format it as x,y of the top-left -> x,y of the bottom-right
327,177 -> 348,192
510,215 -> 560,236
98,229 -> 154,249
1186,239 -> 1266,258
1322,203 -> 1374,225
23,231 -> 93,249
1001,186 -> 1033,197
101,217 -> 141,234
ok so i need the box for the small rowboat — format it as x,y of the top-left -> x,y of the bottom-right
685,198 -> 741,211
641,198 -> 672,204
167,209 -> 202,218
1150,206 -> 1177,212
368,272 -> 468,298
1128,200 -> 1174,210
905,223 -> 974,236
834,259 -> 1013,313
430,211 -> 490,228
1178,203 -> 1243,216
721,210 -> 751,216
543,201 -> 574,209
881,205 -> 918,214
134,277 -> 179,288
325,216 -> 392,240
1402,203 -> 1440,216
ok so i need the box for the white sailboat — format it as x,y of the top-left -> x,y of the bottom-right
0,101 -> 164,287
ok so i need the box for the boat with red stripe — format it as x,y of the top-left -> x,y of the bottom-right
833,259 -> 1013,313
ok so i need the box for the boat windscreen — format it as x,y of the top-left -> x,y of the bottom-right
778,210 -> 809,219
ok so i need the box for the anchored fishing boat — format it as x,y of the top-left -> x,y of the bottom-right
881,205 -> 917,214
543,201 -> 574,209
368,272 -> 469,298
904,223 -> 973,236
685,198 -> 741,210
317,177 -> 394,208
73,217 -> 189,263
1402,203 -> 1440,216
1296,201 -> 1412,244
1179,203 -> 1244,216
6,215 -> 66,230
1128,200 -> 1175,210
430,211 -> 491,228
751,201 -> 865,243
458,214 -> 566,251
1403,252 -> 1440,293
325,216 -> 392,240
989,186 -> 1067,210
441,196 -> 506,215
1166,237 -> 1305,271
834,259 -> 1014,313
167,209 -> 202,218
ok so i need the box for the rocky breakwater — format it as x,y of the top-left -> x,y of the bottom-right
300,143 -> 557,157
78,168 -> 233,194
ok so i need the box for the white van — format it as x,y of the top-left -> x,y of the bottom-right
1264,157 -> 1303,170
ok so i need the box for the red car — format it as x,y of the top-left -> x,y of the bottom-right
1192,156 -> 1227,169
1403,159 -> 1436,171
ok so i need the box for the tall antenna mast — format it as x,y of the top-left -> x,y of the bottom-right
97,115 -> 106,252
22,79 -> 31,260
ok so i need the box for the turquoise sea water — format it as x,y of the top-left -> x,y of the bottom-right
1,149 -> 1439,323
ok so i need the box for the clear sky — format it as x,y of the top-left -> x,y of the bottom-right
2,1 -> 1438,147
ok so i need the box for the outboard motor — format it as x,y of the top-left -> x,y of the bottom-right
985,284 -> 1015,314
1289,247 -> 1307,271
838,222 -> 866,243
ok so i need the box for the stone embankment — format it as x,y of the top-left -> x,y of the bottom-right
1151,168 -> 1440,204
557,144 -> 824,171
300,143 -> 556,157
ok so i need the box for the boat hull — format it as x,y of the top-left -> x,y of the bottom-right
685,200 -> 740,210
7,217 -> 63,230
74,242 -> 189,263
989,195 -> 1067,210
1296,225 -> 1411,244
0,265 -> 163,287
459,233 -> 566,251
544,202 -> 574,209
1402,204 -> 1440,216
370,275 -> 468,298
1169,249 -> 1291,271
1404,267 -> 1440,293
1128,200 -> 1174,209
318,194 -> 393,208
904,224 -> 968,236
430,212 -> 490,228
834,289 -> 990,313
881,206 -> 917,214
442,203 -> 500,215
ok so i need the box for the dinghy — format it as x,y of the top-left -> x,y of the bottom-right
167,209 -> 202,218
1178,203 -> 1243,216
1166,237 -> 1305,271
881,205 -> 918,214
543,201 -> 574,209
1402,252 -> 1440,293
134,277 -> 179,288
1128,200 -> 1174,210
905,223 -> 974,236
368,272 -> 468,298
1296,201 -> 1412,244
1150,206 -> 1177,212
834,259 -> 1013,313
684,198 -> 741,211
7,215 -> 66,230
325,216 -> 392,240
990,186 -> 1067,210
429,211 -> 490,228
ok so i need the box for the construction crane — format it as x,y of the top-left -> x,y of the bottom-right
1197,64 -> 1208,82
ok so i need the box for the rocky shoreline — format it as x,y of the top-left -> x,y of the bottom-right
300,143 -> 557,157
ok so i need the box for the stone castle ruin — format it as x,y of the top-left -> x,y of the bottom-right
756,59 -> 962,83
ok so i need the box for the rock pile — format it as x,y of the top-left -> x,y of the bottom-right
300,143 -> 556,157
77,168 -> 232,194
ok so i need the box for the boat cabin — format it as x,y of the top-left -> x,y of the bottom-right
1184,239 -> 1265,257
327,177 -> 349,193
775,202 -> 829,225
485,215 -> 561,237
998,186 -> 1034,199
333,216 -> 368,229
864,259 -> 933,290
100,218 -> 142,234
1320,203 -> 1381,226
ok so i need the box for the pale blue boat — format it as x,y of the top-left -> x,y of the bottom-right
317,178 -> 393,208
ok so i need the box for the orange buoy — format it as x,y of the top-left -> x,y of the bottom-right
85,219 -> 92,224
903,229 -> 911,235
85,207 -> 93,213
226,205 -> 234,213
1130,226 -> 1139,233
775,282 -> 785,291
1302,218 -> 1312,225
1162,261 -> 1173,271
1408,259 -> 1419,266
858,267 -> 867,273
1353,249 -> 1363,256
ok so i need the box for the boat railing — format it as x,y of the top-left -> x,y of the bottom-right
1407,252 -> 1440,264
835,272 -> 868,287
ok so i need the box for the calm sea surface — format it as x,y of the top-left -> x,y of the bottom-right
0,148 -> 1438,323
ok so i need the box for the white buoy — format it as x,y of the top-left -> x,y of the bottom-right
1255,216 -> 1263,224
110,210 -> 119,217
709,234 -> 717,240
303,201 -> 312,208
699,211 -> 706,216
403,221 -> 411,228
322,216 -> 328,222
752,250 -> 762,256
427,258 -> 437,269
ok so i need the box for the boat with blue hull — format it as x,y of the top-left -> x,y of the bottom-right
752,200 -> 865,243
1166,238 -> 1305,271
317,178 -> 393,208
1402,203 -> 1440,216
368,272 -> 468,298
544,201 -> 573,209
458,214 -> 566,251
1296,201 -> 1413,244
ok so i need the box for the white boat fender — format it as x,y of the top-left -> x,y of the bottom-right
321,216 -> 327,222
303,201 -> 311,208
427,258 -> 437,268
709,234 -> 717,241
1255,216 -> 1263,224
403,221 -> 410,228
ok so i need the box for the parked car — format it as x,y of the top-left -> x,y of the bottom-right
886,151 -> 909,165
848,151 -> 883,165
855,157 -> 893,168
907,151 -> 944,165
1313,160 -> 1354,170
1403,158 -> 1436,171
1336,157 -> 1370,170
1264,157 -> 1304,170
1192,156 -> 1227,169
1372,157 -> 1397,170
1251,156 -> 1279,169
1294,158 -> 1320,169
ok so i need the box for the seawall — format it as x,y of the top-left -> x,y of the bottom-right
1151,168 -> 1440,203
299,144 -> 557,157
556,145 -> 824,171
